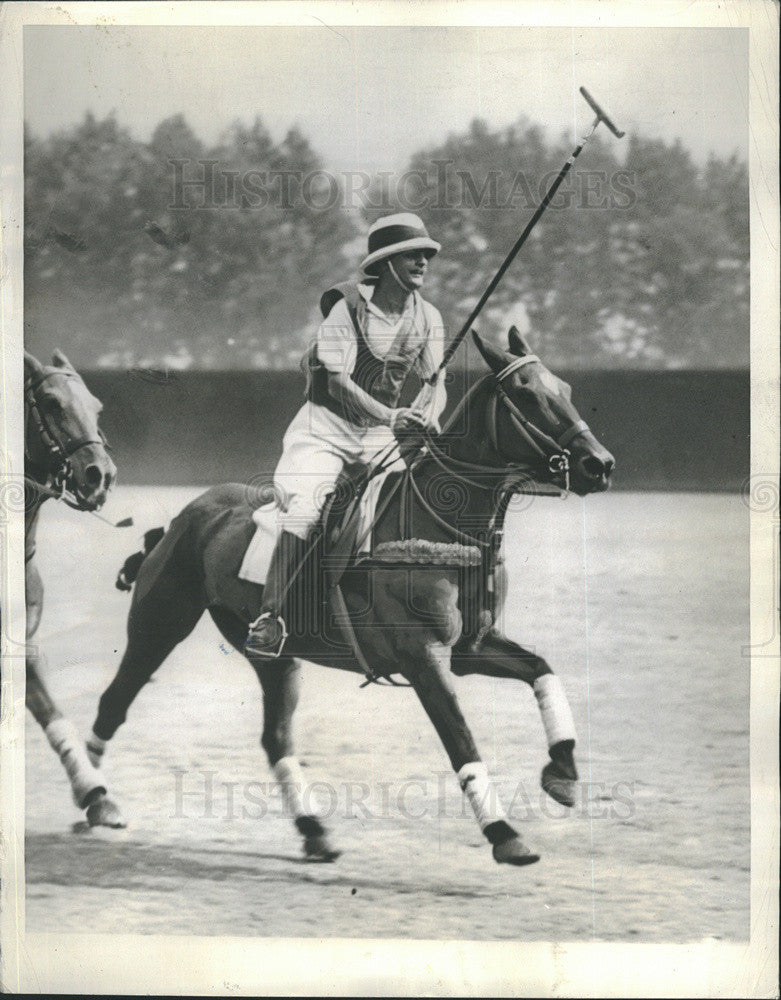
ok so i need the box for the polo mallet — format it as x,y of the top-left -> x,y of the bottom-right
432,86 -> 625,376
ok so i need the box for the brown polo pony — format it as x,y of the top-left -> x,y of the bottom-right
86,330 -> 614,863
23,351 -> 123,825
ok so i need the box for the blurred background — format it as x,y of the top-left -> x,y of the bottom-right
23,25 -> 749,487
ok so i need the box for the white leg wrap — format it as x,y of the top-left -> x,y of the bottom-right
86,731 -> 107,768
457,761 -> 507,832
534,674 -> 577,748
45,718 -> 107,808
273,756 -> 310,819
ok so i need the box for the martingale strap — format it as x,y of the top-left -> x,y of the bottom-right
330,583 -> 411,687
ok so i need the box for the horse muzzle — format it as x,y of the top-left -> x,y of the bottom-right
569,437 -> 615,495
71,450 -> 117,510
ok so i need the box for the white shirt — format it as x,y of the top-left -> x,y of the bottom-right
316,283 -> 446,381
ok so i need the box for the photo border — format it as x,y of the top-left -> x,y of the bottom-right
1,1 -> 778,995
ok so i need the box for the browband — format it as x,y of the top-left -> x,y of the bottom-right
494,355 -> 540,382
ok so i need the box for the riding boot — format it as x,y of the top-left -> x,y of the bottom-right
245,529 -> 309,659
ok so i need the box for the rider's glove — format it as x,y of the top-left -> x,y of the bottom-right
390,408 -> 436,462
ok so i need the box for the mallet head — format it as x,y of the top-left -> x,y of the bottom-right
579,86 -> 625,138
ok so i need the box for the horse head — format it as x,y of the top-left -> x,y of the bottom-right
24,350 -> 116,510
472,328 -> 614,496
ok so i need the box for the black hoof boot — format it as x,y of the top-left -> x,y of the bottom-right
296,815 -> 340,862
87,793 -> 128,829
484,820 -> 540,866
541,739 -> 578,807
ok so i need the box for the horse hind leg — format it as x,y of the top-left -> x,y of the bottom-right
258,661 -> 340,863
208,606 -> 339,863
86,537 -> 207,827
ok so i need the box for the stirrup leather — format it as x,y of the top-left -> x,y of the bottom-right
245,611 -> 289,659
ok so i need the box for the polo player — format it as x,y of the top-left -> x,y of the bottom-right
245,213 -> 448,658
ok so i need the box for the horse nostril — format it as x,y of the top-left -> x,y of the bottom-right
84,464 -> 103,489
581,456 -> 607,479
104,471 -> 114,491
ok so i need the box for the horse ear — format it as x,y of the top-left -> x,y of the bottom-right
52,349 -> 73,370
24,351 -> 44,380
471,330 -> 508,374
508,326 -> 533,356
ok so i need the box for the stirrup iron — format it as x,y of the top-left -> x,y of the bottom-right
245,611 -> 289,659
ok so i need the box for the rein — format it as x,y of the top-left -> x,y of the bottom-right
404,363 -> 584,549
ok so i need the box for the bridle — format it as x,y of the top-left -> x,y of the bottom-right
418,355 -> 592,492
24,369 -> 111,510
402,356 -> 592,549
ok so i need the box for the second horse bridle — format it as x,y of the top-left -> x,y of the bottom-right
24,369 -> 111,509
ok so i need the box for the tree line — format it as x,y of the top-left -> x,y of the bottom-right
24,112 -> 748,369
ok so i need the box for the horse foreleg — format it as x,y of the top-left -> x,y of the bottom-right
408,642 -> 539,866
25,561 -> 108,811
452,630 -> 578,807
27,656 -> 110,811
26,652 -> 60,728
253,655 -> 340,863
25,561 -> 58,725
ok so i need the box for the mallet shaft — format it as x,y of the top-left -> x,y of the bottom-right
434,87 -> 625,376
437,126 -> 596,373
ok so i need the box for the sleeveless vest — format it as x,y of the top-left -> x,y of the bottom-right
303,281 -> 432,426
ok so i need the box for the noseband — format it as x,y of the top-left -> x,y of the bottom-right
24,369 -> 110,508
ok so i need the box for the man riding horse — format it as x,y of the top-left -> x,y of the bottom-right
246,213 -> 449,658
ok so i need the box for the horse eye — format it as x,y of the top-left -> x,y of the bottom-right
43,397 -> 63,413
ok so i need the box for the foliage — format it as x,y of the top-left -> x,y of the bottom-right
383,121 -> 748,368
24,113 -> 748,369
25,113 -> 355,368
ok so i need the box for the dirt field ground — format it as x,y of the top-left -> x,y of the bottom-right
24,488 -> 749,942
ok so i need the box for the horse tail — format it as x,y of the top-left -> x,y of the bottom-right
115,527 -> 165,591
